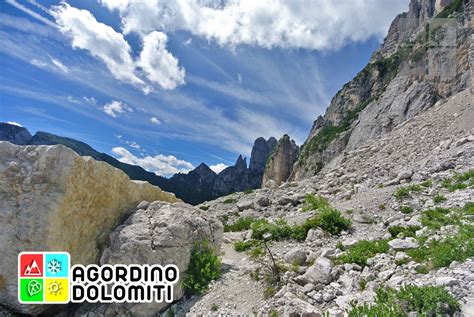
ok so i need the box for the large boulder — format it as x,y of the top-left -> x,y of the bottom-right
77,201 -> 223,316
0,142 -> 178,314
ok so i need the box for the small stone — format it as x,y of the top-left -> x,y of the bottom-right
435,276 -> 459,286
388,238 -> 419,250
236,200 -> 254,211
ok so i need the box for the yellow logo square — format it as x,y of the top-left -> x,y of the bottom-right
45,278 -> 69,303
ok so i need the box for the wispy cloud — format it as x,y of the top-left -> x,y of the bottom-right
5,0 -> 57,28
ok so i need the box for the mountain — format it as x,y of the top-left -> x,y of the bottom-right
0,123 -> 31,145
289,0 -> 471,180
0,122 -> 276,204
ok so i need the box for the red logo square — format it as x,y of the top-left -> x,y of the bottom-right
19,253 -> 44,277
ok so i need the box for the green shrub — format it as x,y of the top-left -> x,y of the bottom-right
396,285 -> 459,315
388,225 -> 420,238
223,198 -> 237,204
407,184 -> 423,192
408,225 -> 474,269
359,279 -> 367,291
433,194 -> 446,204
348,285 -> 459,316
316,208 -> 352,235
224,217 -> 256,232
199,205 -> 209,211
233,240 -> 256,252
336,239 -> 389,266
378,203 -> 386,210
421,207 -> 458,229
415,265 -> 429,274
463,202 -> 474,215
441,170 -> 474,192
183,240 -> 221,295
251,219 -> 294,241
420,179 -> 433,188
400,205 -> 413,214
243,189 -> 254,194
303,194 -> 330,211
348,302 -> 404,317
242,207 -> 352,243
394,187 -> 410,199
436,0 -> 468,18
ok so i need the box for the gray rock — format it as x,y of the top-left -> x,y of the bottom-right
306,228 -> 324,242
284,248 -> 308,266
389,238 -> 419,250
435,276 -> 459,287
237,200 -> 254,211
301,257 -> 333,285
256,195 -> 271,207
397,169 -> 413,180
97,201 -> 223,316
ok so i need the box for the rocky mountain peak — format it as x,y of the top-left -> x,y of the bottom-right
249,136 -> 278,174
193,163 -> 217,177
0,122 -> 32,145
234,154 -> 247,171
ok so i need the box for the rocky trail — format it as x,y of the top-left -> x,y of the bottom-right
167,88 -> 474,316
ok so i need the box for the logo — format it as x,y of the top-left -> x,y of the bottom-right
18,252 -> 70,304
18,252 -> 179,304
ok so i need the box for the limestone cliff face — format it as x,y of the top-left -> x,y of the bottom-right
0,142 -> 178,314
291,0 -> 472,180
249,137 -> 278,174
262,135 -> 299,186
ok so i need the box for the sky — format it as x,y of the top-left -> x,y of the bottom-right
0,0 -> 409,177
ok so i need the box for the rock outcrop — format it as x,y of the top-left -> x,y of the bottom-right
74,201 -> 222,316
249,137 -> 278,175
262,134 -> 299,187
0,142 -> 178,314
291,0 -> 472,180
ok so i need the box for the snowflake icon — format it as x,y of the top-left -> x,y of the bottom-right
47,259 -> 61,275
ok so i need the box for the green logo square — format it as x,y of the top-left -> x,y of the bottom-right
20,278 -> 43,302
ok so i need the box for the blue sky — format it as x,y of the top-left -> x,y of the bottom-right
0,0 -> 408,176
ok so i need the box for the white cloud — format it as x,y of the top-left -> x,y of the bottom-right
209,163 -> 228,174
137,31 -> 185,90
83,96 -> 97,104
51,58 -> 69,73
126,141 -> 141,149
103,100 -> 131,118
31,58 -> 48,68
150,116 -> 161,125
51,3 -> 146,89
99,0 -> 408,51
7,121 -> 22,127
51,3 -> 185,92
112,146 -> 194,176
183,38 -> 192,46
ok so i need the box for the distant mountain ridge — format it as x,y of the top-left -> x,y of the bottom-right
0,123 -> 276,204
